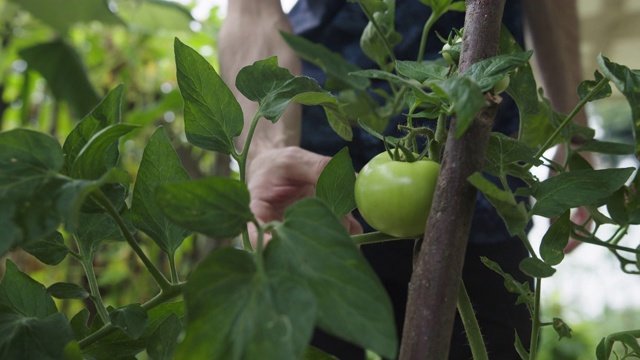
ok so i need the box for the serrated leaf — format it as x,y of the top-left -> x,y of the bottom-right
481,257 -> 534,311
156,178 -> 253,239
237,57 -> 339,124
484,132 -> 542,178
174,38 -> 243,154
598,54 -> 640,158
465,51 -> 533,92
132,127 -> 190,256
267,198 -> 397,358
280,32 -> 370,91
429,76 -> 485,138
0,308 -> 76,359
46,282 -> 90,300
71,124 -> 138,180
539,211 -> 570,266
110,304 -> 148,340
146,313 -> 182,360
578,70 -> 612,102
74,211 -> 127,256
529,168 -> 634,218
62,85 -> 124,175
178,248 -> 316,360
20,231 -> 69,266
467,172 -> 529,236
519,257 -> 556,278
0,260 -> 57,318
396,60 -> 449,82
316,148 -> 357,218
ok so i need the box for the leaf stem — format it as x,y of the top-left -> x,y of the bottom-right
352,231 -> 407,245
169,254 -> 179,283
457,280 -> 488,360
77,252 -> 110,325
92,190 -> 171,290
528,77 -> 610,167
529,277 -> 542,360
77,282 -> 185,349
417,13 -> 438,62
357,2 -> 397,66
237,112 -> 262,183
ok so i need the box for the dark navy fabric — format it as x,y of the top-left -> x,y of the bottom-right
289,0 -> 528,245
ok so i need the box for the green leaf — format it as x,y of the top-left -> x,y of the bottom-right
74,212 -> 127,256
174,38 -> 243,155
360,0 -> 401,68
576,139 -> 635,155
303,346 -> 339,360
467,172 -> 528,236
429,76 -> 485,138
46,282 -> 90,300
0,260 -> 57,318
598,54 -> 640,158
18,39 -> 100,116
156,178 -> 253,239
267,198 -> 397,359
316,148 -> 357,218
178,248 -> 316,360
20,231 -> 69,266
114,0 -> 193,33
132,127 -> 190,256
396,60 -> 449,83
419,0 -> 453,15
464,51 -> 533,92
481,257 -> 534,311
237,57 -> 340,125
71,124 -> 138,180
70,309 -> 90,341
62,85 -> 124,175
280,32 -> 370,91
539,211 -> 570,266
552,318 -> 573,340
528,168 -> 634,218
292,91 -> 352,141
578,70 -> 612,102
146,313 -> 182,360
0,308 -> 76,360
110,304 -> 148,340
9,0 -> 124,33
514,330 -> 529,360
83,301 -> 184,359
484,132 -> 542,178
519,257 -> 556,278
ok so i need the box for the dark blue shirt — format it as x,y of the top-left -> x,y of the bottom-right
289,0 -> 527,244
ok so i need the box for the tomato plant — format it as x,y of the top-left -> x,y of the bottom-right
355,151 -> 440,238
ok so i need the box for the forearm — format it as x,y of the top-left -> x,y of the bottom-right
523,0 -> 586,126
219,0 -> 302,163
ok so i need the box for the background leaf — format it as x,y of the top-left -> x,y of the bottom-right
19,39 -> 100,116
539,211 -> 570,266
528,168 -> 634,218
316,147 -> 357,218
174,38 -> 243,155
156,178 -> 253,239
519,257 -> 556,278
46,282 -> 90,300
267,198 -> 398,359
109,304 -> 149,340
20,231 -> 69,266
146,313 -> 182,360
0,260 -> 57,318
178,248 -> 316,360
132,126 -> 190,256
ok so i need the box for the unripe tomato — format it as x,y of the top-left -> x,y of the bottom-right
354,151 -> 440,238
493,74 -> 510,95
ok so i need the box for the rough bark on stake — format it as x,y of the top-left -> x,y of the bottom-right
398,1 -> 506,359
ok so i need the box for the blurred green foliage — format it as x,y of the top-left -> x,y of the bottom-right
0,0 -> 224,316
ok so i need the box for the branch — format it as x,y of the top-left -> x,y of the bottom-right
399,1 -> 506,359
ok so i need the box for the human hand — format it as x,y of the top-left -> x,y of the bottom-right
247,147 -> 363,242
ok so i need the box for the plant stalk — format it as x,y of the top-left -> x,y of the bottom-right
529,277 -> 542,360
92,190 -> 170,290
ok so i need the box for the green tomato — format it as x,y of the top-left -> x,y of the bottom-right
493,74 -> 510,94
354,151 -> 440,238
